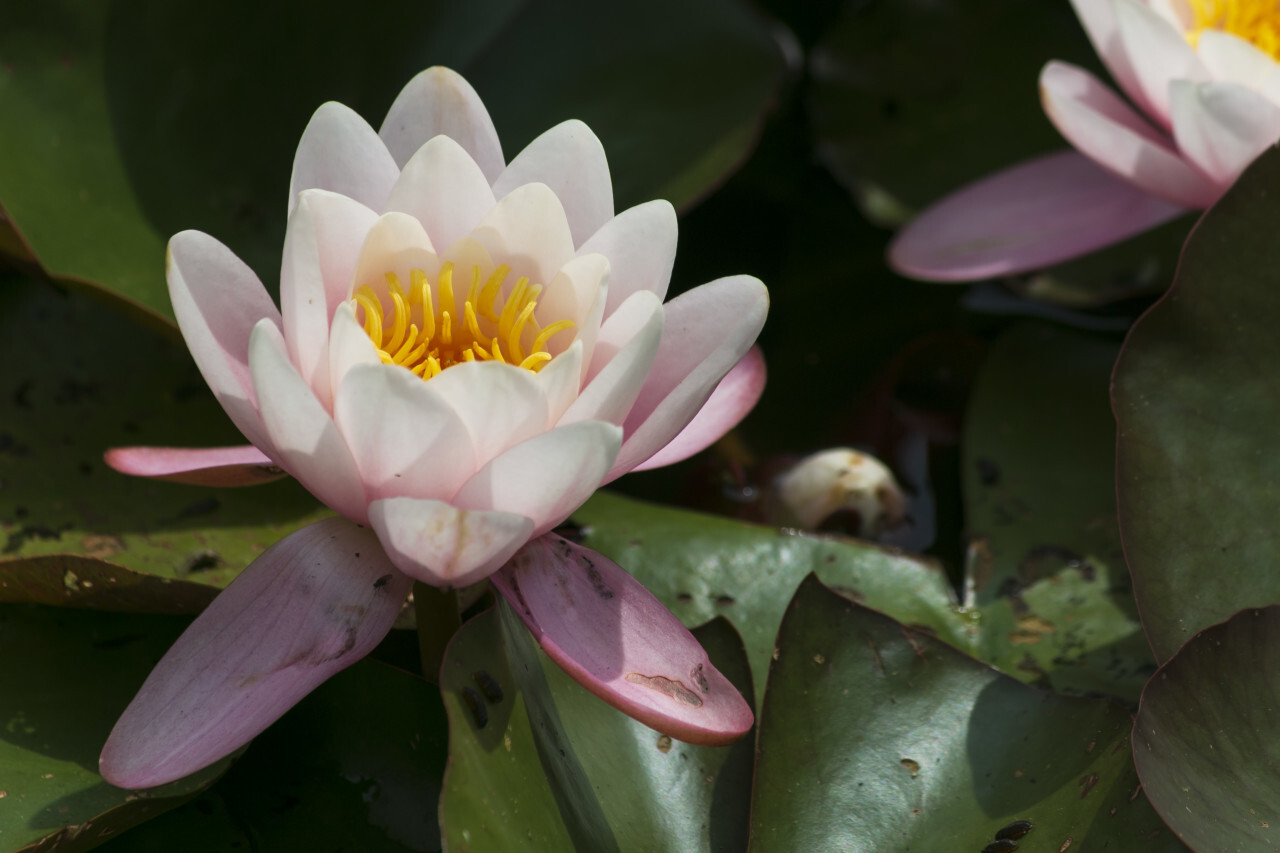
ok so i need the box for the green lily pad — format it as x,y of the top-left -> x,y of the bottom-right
438,605 -> 755,852
0,278 -> 330,593
1113,147 -> 1280,663
0,604 -> 226,853
1133,605 -> 1280,852
962,323 -> 1154,702
2,0 -> 784,322
750,575 -> 1184,851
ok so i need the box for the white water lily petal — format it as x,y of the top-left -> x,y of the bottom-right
281,190 -> 379,409
289,102 -> 399,216
1040,61 -> 1219,207
1170,80 -> 1280,186
561,291 -> 664,427
422,361 -> 550,467
385,135 -> 497,255
1197,30 -> 1280,91
351,212 -> 440,300
368,497 -> 533,587
380,67 -> 505,182
1114,0 -> 1208,125
472,183 -> 577,286
493,119 -> 614,247
609,276 -> 768,481
249,320 -> 369,523
168,231 -> 279,454
327,302 -> 383,397
1067,0 -> 1156,116
535,252 -> 610,362
333,363 -> 475,503
455,421 -> 622,535
535,340 -> 584,426
578,200 -> 678,321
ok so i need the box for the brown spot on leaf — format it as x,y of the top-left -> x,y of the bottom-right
1078,773 -> 1099,798
625,673 -> 702,707
900,758 -> 920,777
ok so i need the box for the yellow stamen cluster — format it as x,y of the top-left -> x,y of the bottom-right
1186,0 -> 1280,59
351,263 -> 575,380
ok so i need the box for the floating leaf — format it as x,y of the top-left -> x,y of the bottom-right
1133,606 -> 1280,852
1114,147 -> 1280,663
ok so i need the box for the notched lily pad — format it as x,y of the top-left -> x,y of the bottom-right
1133,605 -> 1280,852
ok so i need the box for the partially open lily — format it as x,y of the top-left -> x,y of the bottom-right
890,0 -> 1280,280
99,67 -> 766,789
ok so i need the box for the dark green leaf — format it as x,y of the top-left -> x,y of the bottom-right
1114,147 -> 1280,663
749,576 -> 1184,851
1133,606 -> 1280,852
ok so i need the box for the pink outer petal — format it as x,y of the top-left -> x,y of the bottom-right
1169,81 -> 1280,188
368,497 -> 534,587
578,200 -> 678,322
104,445 -> 286,487
632,344 -> 767,472
249,320 -> 370,524
99,517 -> 413,789
607,276 -> 768,482
1040,61 -> 1219,208
167,231 -> 280,453
454,421 -> 622,536
492,119 -> 614,248
288,102 -> 400,216
1068,0 -> 1157,116
380,67 -> 505,183
887,149 -> 1189,281
1114,0 -> 1207,127
491,535 -> 754,746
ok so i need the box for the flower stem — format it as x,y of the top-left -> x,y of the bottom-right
413,581 -> 461,683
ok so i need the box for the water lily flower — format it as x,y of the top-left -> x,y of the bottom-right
890,0 -> 1280,280
100,67 -> 767,788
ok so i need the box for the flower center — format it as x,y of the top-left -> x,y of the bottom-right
1185,0 -> 1280,59
351,262 -> 574,379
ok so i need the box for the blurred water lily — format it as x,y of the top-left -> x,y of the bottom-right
100,67 -> 766,788
890,0 -> 1280,280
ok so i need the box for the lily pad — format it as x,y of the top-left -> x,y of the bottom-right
962,323 -> 1154,702
750,575 -> 1184,851
1,0 -> 785,322
438,605 -> 755,852
1113,147 -> 1280,663
0,604 -> 226,853
1132,605 -> 1280,852
0,278 -> 330,593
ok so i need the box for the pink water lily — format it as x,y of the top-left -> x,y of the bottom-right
891,0 -> 1280,280
99,67 -> 766,788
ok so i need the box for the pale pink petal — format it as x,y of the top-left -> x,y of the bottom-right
454,421 -> 622,536
379,67 -> 505,182
632,344 -> 767,472
491,536 -> 754,746
332,363 -> 475,503
534,253 -> 610,366
385,135 -> 497,255
492,120 -> 614,248
1197,30 -> 1280,89
1147,0 -> 1192,31
1041,61 -> 1219,207
167,231 -> 279,453
351,212 -> 440,301
578,200 -> 678,321
562,291 -> 664,425
368,498 -> 533,588
327,302 -> 382,397
280,190 -> 379,410
1169,80 -> 1280,187
249,320 -> 369,523
607,276 -> 767,481
887,149 -> 1189,281
103,445 -> 286,487
288,102 -> 400,216
471,183 -> 577,287
535,340 -> 584,426
1067,0 -> 1156,115
416,361 -> 549,467
99,517 -> 412,789
1114,0 -> 1207,126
